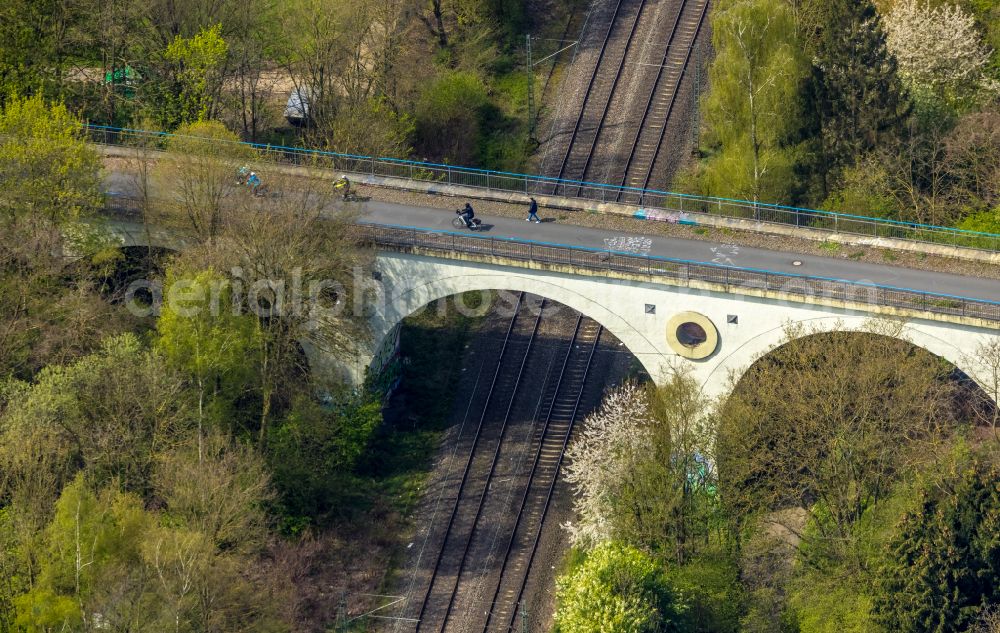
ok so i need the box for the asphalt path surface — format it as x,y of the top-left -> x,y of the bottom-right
103,173 -> 1000,303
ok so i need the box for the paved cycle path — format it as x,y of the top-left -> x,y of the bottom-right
356,199 -> 1000,302
102,173 -> 1000,302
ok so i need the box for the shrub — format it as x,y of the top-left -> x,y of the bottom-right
553,542 -> 686,633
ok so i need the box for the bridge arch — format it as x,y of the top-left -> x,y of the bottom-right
370,266 -> 669,381
289,251 -> 1000,398
701,314 -> 998,403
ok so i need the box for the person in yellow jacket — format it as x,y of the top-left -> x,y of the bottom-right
333,174 -> 353,200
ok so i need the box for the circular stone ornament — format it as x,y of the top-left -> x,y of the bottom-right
666,311 -> 719,359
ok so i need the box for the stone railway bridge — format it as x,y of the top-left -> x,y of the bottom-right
107,220 -> 1000,403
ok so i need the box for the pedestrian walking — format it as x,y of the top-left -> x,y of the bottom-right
526,197 -> 540,223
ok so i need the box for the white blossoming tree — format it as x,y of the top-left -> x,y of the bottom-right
563,383 -> 655,548
563,374 -> 715,562
883,0 -> 994,97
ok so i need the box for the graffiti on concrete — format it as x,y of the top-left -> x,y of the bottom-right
604,236 -> 654,255
634,208 -> 694,224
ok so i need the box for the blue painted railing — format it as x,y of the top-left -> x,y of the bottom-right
86,124 -> 1000,253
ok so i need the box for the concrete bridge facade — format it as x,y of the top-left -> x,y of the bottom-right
104,219 -> 1000,401
351,251 -> 1000,402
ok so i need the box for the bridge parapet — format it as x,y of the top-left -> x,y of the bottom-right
359,224 -> 1000,330
96,194 -> 1000,329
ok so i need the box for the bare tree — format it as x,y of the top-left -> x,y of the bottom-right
169,168 -> 374,448
945,111 -> 1000,210
968,337 -> 1000,437
152,120 -> 254,244
976,605 -> 1000,633
716,319 -> 961,558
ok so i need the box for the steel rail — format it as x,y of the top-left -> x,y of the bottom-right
554,0 -> 631,185
500,321 -> 602,633
437,299 -> 547,633
479,316 -> 592,632
392,339 -> 496,633
615,0 -> 708,197
634,0 -> 710,195
569,0 -> 652,193
414,292 -> 526,631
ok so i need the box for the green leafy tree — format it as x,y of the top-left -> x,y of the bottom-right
268,390 -> 382,526
0,95 -> 118,377
0,334 -> 191,505
13,475 -> 148,632
163,24 -> 229,124
959,206 -> 1000,234
0,93 -> 101,222
156,268 -> 261,460
554,542 -> 686,633
8,439 -> 285,632
415,70 -> 489,163
786,561 -> 877,633
323,97 -> 415,158
700,0 -> 806,205
0,0 -> 92,97
0,334 -> 191,626
0,92 -> 125,377
0,0 -> 48,95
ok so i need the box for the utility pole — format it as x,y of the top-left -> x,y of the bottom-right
526,34 -> 535,139
692,39 -> 702,152
524,34 -> 578,142
335,591 -> 348,631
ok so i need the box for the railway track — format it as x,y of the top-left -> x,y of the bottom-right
415,294 -> 544,632
406,304 -> 606,633
555,0 -> 649,194
614,0 -> 709,200
481,316 -> 603,633
551,0 -> 709,199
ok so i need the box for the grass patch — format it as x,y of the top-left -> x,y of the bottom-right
819,241 -> 841,253
880,249 -> 898,262
848,250 -> 866,260
694,227 -> 711,236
